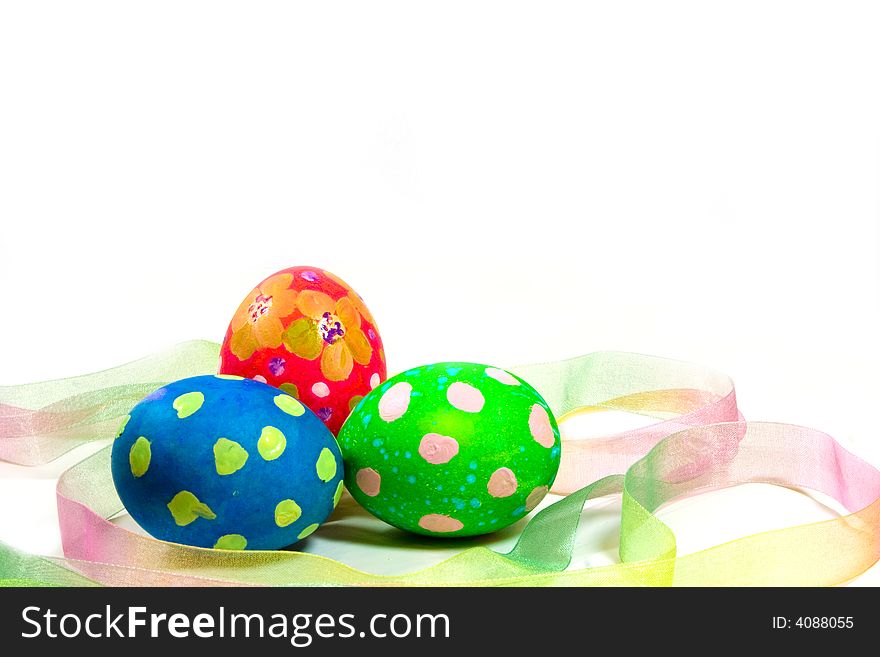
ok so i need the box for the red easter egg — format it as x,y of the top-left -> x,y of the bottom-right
219,266 -> 387,434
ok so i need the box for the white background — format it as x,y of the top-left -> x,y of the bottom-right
1,2 -> 878,584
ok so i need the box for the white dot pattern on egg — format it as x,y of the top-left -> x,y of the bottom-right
528,404 -> 556,448
487,467 -> 518,498
485,367 -> 520,386
356,467 -> 382,496
446,382 -> 485,413
378,382 -> 412,422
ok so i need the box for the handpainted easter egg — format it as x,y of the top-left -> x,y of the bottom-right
219,266 -> 386,435
337,363 -> 561,537
111,374 -> 344,550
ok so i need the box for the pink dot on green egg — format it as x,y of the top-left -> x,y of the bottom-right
446,382 -> 485,413
487,467 -> 518,498
526,485 -> 549,511
485,367 -> 520,386
356,467 -> 381,497
529,404 -> 555,448
418,433 -> 459,465
378,382 -> 412,422
418,514 -> 464,533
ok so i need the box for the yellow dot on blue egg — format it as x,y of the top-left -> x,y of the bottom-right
297,523 -> 320,540
213,438 -> 249,475
275,499 -> 302,527
257,426 -> 287,461
214,534 -> 247,550
172,391 -> 204,418
129,437 -> 151,478
316,448 -> 337,482
167,491 -> 216,526
274,394 -> 305,417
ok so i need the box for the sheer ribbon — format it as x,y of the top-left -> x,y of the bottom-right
1,343 -> 877,586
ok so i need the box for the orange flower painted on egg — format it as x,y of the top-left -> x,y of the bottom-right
229,273 -> 299,361
282,291 -> 372,381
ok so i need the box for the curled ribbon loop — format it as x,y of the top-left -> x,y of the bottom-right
1,344 -> 878,586
0,341 -> 221,466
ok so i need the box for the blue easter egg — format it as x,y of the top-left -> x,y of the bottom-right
111,374 -> 344,550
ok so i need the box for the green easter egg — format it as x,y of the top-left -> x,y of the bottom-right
337,363 -> 561,537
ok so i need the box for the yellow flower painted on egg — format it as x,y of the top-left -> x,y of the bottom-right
229,273 -> 299,361
282,291 -> 372,381
322,269 -> 379,329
